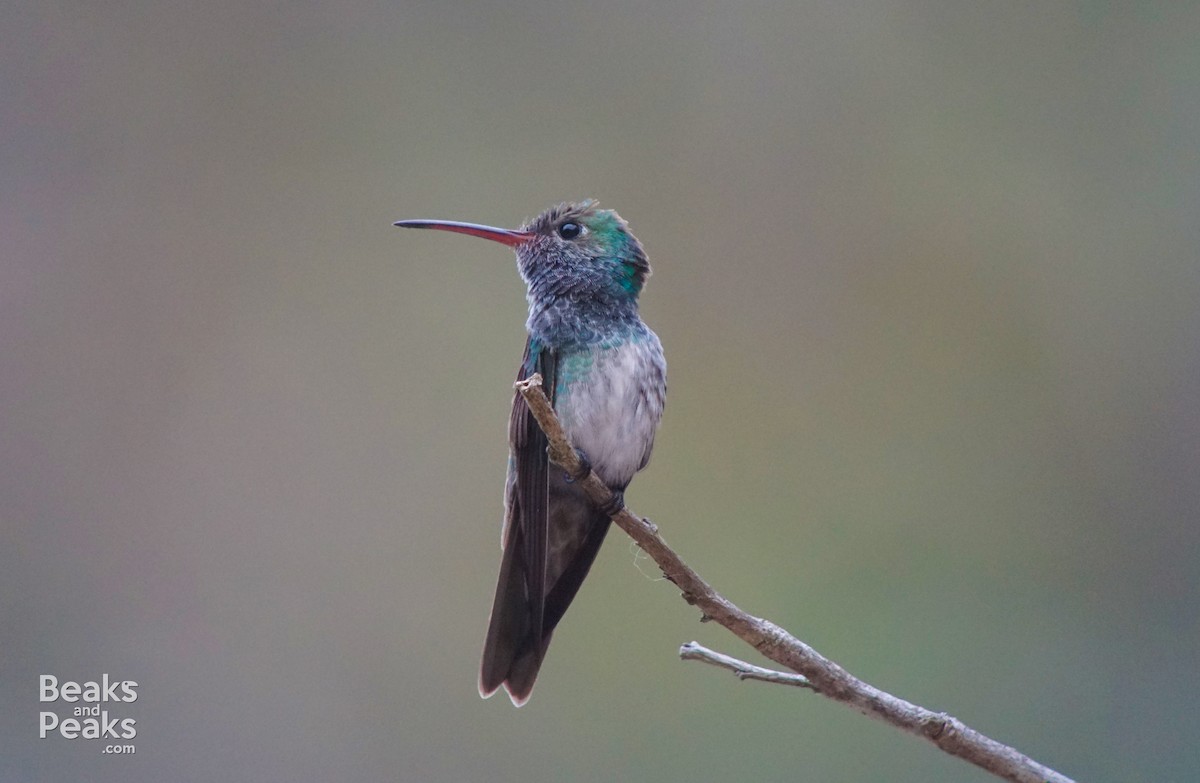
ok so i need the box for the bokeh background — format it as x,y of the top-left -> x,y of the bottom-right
3,3 -> 1198,781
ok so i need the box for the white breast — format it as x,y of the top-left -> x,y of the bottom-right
555,336 -> 665,489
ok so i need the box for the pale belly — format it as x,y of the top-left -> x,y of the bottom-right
554,337 -> 666,489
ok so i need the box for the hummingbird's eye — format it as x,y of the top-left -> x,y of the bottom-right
557,222 -> 582,240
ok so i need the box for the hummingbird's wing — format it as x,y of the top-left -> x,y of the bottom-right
512,341 -> 555,658
479,337 -> 555,704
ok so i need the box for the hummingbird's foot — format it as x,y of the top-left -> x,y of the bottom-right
565,448 -> 592,483
599,489 -> 625,517
643,517 -> 658,534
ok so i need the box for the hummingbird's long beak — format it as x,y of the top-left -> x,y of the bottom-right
393,219 -> 534,248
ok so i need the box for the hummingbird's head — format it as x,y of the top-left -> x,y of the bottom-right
516,200 -> 650,303
394,200 -> 650,306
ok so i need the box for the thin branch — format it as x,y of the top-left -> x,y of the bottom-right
679,641 -> 814,688
515,374 -> 1076,783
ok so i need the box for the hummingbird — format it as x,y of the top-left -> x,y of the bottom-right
394,201 -> 666,706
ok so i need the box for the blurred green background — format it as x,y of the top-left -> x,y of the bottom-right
3,2 -> 1198,781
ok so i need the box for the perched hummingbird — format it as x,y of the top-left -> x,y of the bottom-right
394,201 -> 666,706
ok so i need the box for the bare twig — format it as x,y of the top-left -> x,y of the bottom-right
679,641 -> 814,688
515,374 -> 1076,783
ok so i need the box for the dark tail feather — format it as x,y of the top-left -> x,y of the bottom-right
479,512 -> 612,706
479,528 -> 537,703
